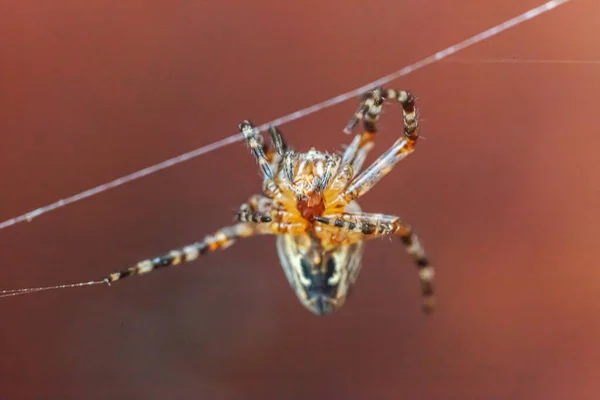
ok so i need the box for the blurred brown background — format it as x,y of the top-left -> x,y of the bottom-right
1,0 -> 599,399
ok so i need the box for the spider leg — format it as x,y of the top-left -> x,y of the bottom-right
236,195 -> 275,223
341,132 -> 376,175
104,196 -> 299,285
104,222 -> 270,284
260,132 -> 279,171
254,125 -> 289,172
268,125 -> 289,157
333,88 -> 419,206
240,120 -> 274,181
236,205 -> 273,223
314,211 -> 434,313
342,92 -> 386,173
240,121 -> 297,201
268,125 -> 296,184
268,125 -> 302,190
243,123 -> 293,176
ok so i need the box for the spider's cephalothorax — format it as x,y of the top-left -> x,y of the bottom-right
102,87 -> 435,316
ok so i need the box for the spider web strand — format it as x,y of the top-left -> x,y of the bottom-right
0,280 -> 107,298
0,0 -> 571,234
444,58 -> 600,65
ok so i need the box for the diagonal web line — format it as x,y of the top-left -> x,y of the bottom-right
444,58 -> 600,65
0,0 -> 572,232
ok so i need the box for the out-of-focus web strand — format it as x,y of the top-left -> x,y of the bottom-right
0,0 -> 572,235
445,58 -> 600,65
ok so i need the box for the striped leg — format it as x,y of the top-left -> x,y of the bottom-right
257,125 -> 289,172
235,195 -> 304,233
314,212 -> 434,313
240,123 -> 285,173
333,88 -> 420,206
341,131 -> 376,175
104,193 -> 314,285
105,194 -> 283,284
268,126 -> 289,157
104,222 -> 274,284
237,195 -> 274,223
240,120 -> 274,181
341,87 -> 384,172
240,121 -> 296,201
268,125 -> 296,185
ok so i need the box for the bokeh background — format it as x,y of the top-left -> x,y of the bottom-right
1,0 -> 599,399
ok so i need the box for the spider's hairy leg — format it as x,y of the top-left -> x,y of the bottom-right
239,121 -> 297,204
341,131 -> 376,175
344,87 -> 417,137
268,125 -> 289,157
240,120 -> 274,181
104,222 -> 271,284
341,88 -> 390,173
236,195 -> 304,233
236,195 -> 274,223
268,125 -> 296,185
106,196 -> 276,284
333,88 -> 420,206
261,125 -> 290,171
314,212 -> 434,313
104,194 -> 308,284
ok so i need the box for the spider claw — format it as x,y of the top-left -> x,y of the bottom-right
239,120 -> 258,138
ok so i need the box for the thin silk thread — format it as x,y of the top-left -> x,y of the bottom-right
0,0 -> 572,234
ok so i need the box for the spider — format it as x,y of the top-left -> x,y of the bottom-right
103,87 -> 435,315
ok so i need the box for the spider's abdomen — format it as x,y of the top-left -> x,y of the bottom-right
275,201 -> 365,315
276,233 -> 365,315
